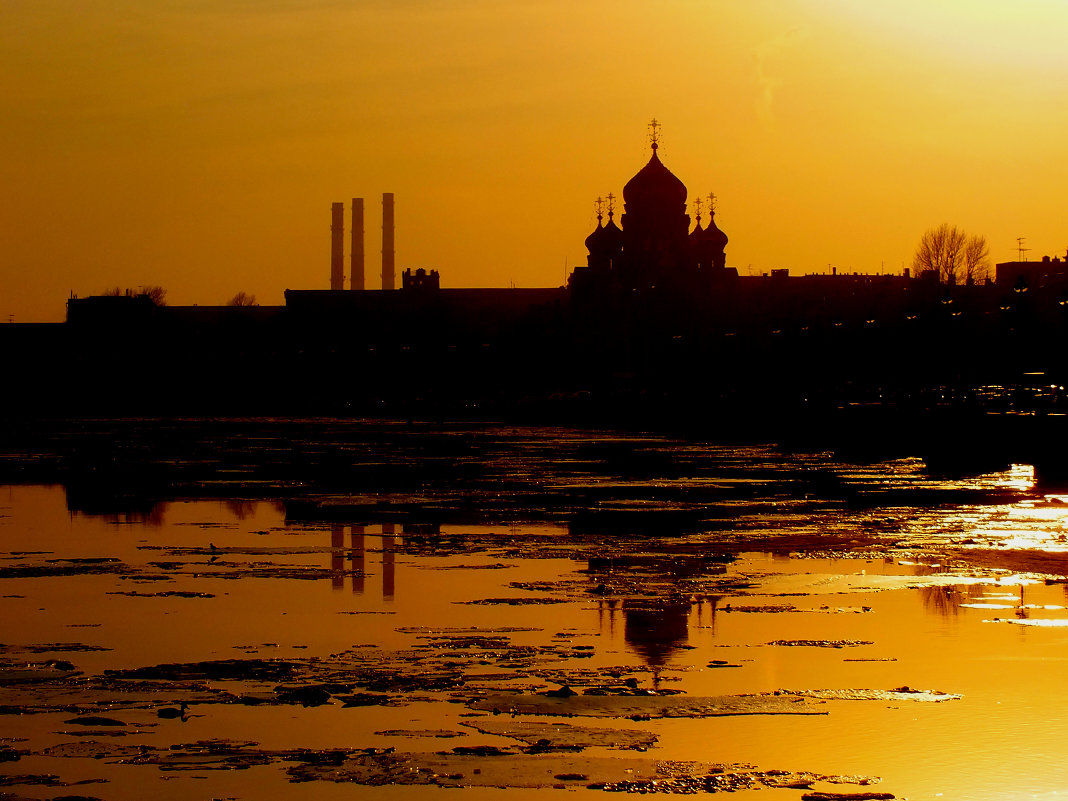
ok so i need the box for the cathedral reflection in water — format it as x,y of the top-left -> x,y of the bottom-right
325,523 -> 732,670
596,595 -> 724,671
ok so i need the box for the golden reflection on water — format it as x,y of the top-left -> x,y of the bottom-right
7,476 -> 1068,800
898,463 -> 1068,552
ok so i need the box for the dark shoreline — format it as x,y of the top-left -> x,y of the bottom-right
0,414 -> 1061,539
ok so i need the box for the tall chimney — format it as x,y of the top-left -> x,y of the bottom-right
382,192 -> 395,291
330,202 -> 344,291
351,198 -> 364,291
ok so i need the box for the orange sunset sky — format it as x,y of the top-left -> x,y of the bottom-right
3,0 -> 1068,322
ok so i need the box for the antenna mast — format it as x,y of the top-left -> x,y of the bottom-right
1017,237 -> 1031,262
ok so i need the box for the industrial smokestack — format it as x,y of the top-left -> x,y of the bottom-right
382,192 -> 395,291
351,198 -> 364,291
330,202 -> 344,291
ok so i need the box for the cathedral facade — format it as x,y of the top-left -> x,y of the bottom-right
570,126 -> 732,300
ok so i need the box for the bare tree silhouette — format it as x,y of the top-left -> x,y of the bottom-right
963,235 -> 991,285
913,224 -> 989,285
100,286 -> 167,305
227,291 -> 258,307
913,223 -> 966,284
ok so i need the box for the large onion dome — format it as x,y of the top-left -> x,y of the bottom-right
622,145 -> 687,209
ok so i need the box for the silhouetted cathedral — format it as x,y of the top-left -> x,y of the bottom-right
570,122 -> 733,299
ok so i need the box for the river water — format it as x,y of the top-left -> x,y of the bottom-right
2,423 -> 1068,800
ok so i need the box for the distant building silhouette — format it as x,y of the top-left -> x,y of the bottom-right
402,268 -> 440,290
996,251 -> 1068,291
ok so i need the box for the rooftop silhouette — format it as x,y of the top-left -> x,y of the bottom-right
2,126 -> 1067,445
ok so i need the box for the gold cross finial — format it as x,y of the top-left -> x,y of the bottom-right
648,118 -> 661,151
708,192 -> 717,213
693,196 -> 703,224
594,196 -> 604,222
605,192 -> 616,218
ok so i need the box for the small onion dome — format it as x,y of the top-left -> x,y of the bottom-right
586,215 -> 624,257
585,219 -> 606,253
706,211 -> 728,248
690,218 -> 707,244
622,148 -> 687,208
600,216 -> 623,250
